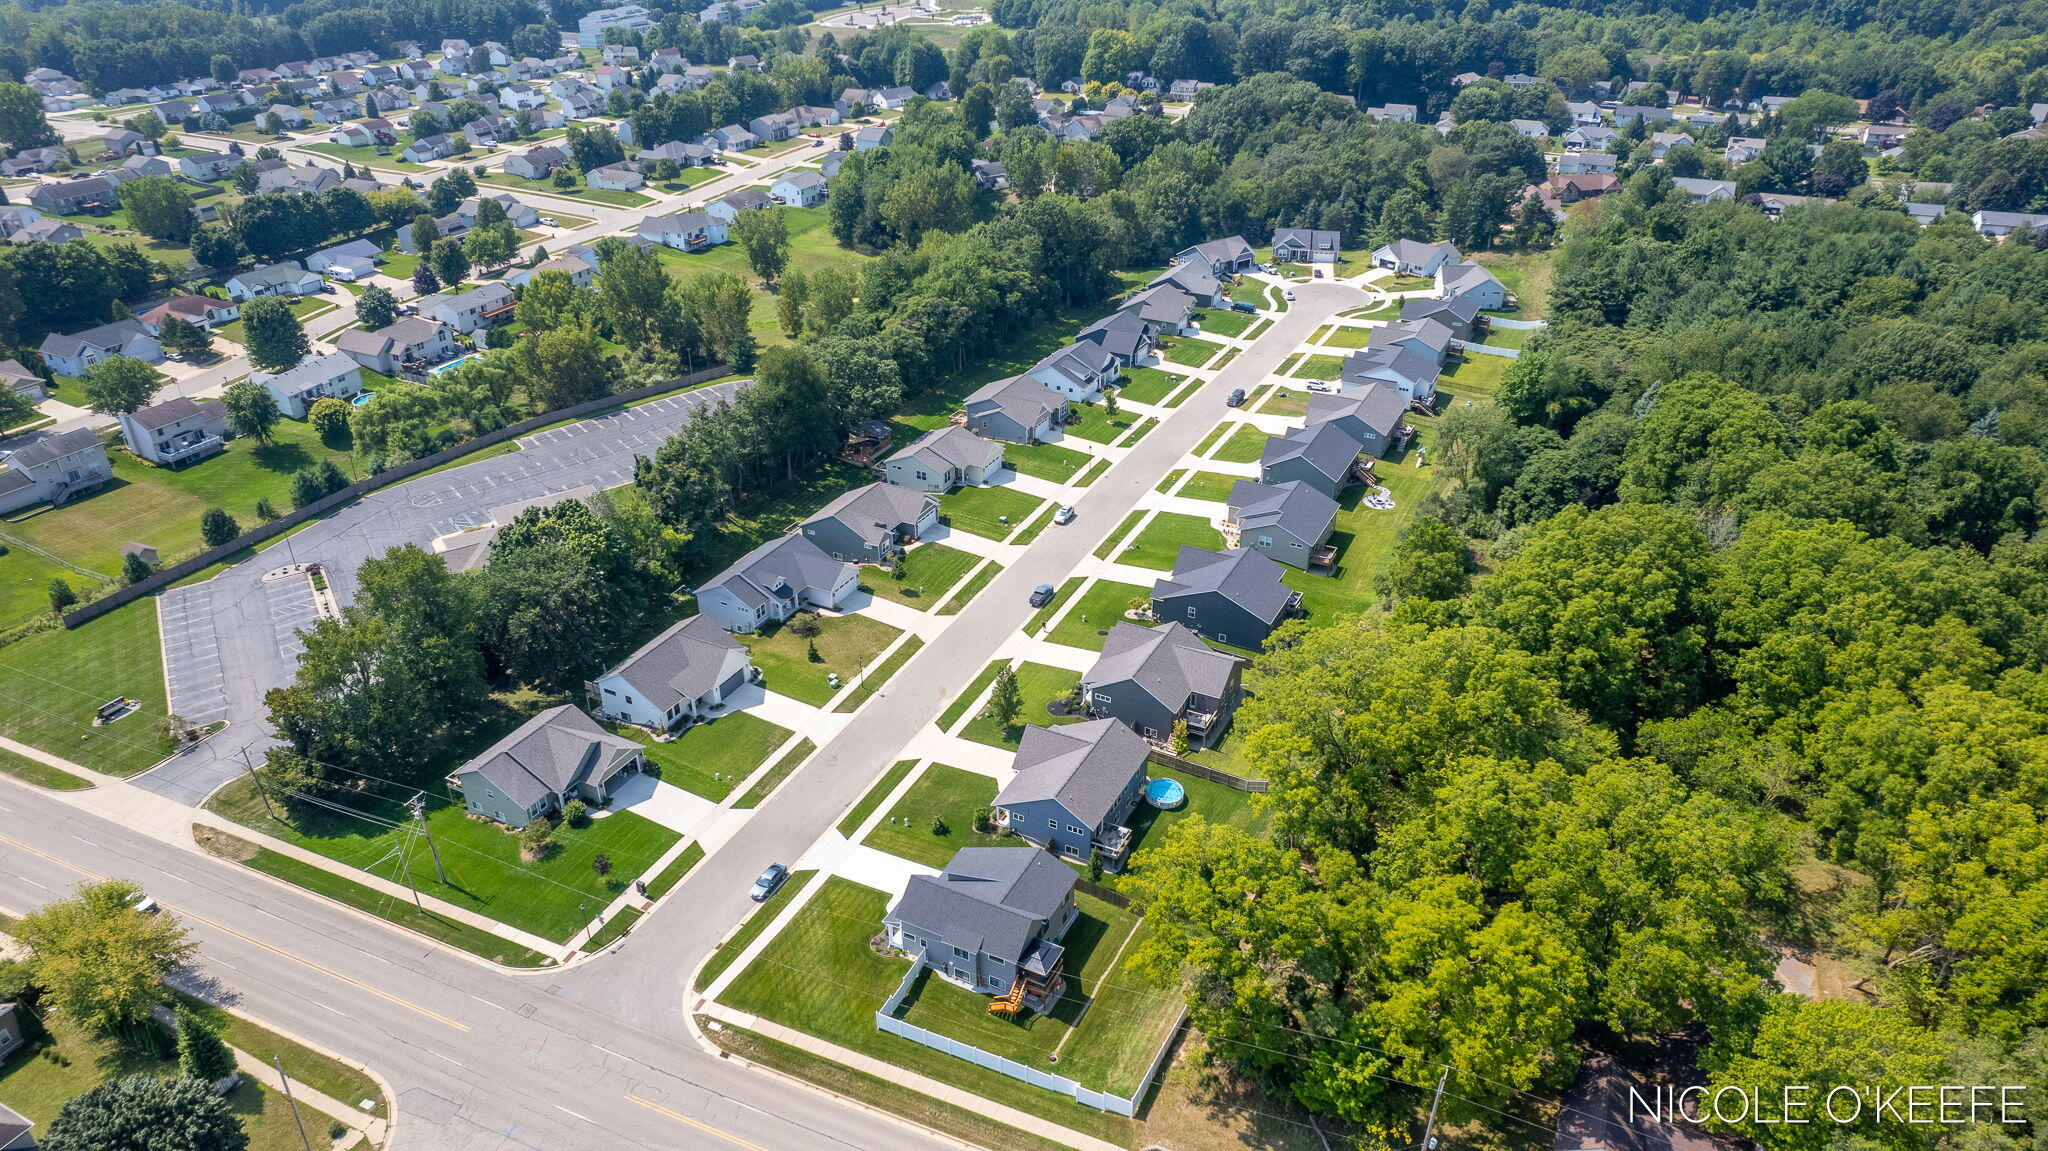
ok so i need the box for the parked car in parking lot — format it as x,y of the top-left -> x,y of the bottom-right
750,863 -> 788,901
1029,583 -> 1056,607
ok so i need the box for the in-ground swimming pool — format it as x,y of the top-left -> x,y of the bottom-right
429,355 -> 475,375
1144,777 -> 1186,808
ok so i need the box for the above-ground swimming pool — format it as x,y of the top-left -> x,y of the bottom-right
1144,777 -> 1186,808
351,391 -> 376,406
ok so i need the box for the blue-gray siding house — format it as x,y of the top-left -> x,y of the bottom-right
993,719 -> 1150,869
1150,547 -> 1299,650
1082,621 -> 1246,748
800,482 -> 940,563
883,847 -> 1079,1006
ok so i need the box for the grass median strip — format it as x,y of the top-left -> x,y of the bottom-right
936,560 -> 1001,615
834,637 -> 924,713
0,746 -> 92,790
735,738 -> 817,808
937,662 -> 1004,731
644,842 -> 706,901
584,906 -> 643,950
838,760 -> 919,838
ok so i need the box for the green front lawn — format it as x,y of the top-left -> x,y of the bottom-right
833,638 -> 922,713
696,869 -> 819,990
300,141 -> 429,172
718,878 -> 1136,1145
740,611 -> 902,706
1002,442 -> 1090,483
0,419 -> 362,624
939,484 -> 1045,540
0,745 -> 91,790
959,662 -> 1083,750
860,764 -> 1014,868
1107,512 -> 1226,571
1163,337 -> 1223,368
1046,581 -> 1150,651
213,295 -> 338,344
1292,354 -> 1344,381
1209,423 -> 1270,463
1113,366 -> 1185,405
737,736 -> 816,806
938,661 -> 1004,732
937,561 -> 1002,615
1320,325 -> 1374,348
1063,404 -> 1141,445
0,601 -> 175,776
475,169 -> 652,207
839,760 -> 920,837
1256,388 -> 1309,417
616,710 -> 793,801
863,543 -> 978,608
1175,471 -> 1244,502
205,775 -> 681,943
1194,308 -> 1254,337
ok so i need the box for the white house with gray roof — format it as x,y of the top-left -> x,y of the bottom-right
0,428 -> 112,514
588,614 -> 754,732
695,533 -> 859,633
1435,261 -> 1508,310
1082,621 -> 1246,748
38,319 -> 161,378
1074,311 -> 1157,367
1024,343 -> 1117,401
1372,238 -> 1461,277
224,262 -> 323,302
1150,546 -> 1299,649
1172,235 -> 1255,276
1307,386 -> 1406,458
799,483 -> 939,563
117,396 -> 226,466
884,426 -> 1005,493
250,352 -> 363,418
884,847 -> 1079,1002
447,705 -> 644,828
1222,479 -> 1338,571
994,719 -> 1151,868
1272,226 -> 1341,263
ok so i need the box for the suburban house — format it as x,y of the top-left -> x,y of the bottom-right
395,212 -> 469,254
38,319 -> 162,377
463,114 -> 513,147
28,177 -> 120,215
401,134 -> 453,163
1024,343 -> 1118,401
1724,136 -> 1768,165
799,483 -> 941,563
1081,621 -> 1246,747
962,376 -> 1069,444
884,426 -> 1005,493
419,283 -> 515,334
178,151 -> 241,182
1222,479 -> 1338,571
748,112 -> 798,141
0,1099 -> 29,1151
695,534 -> 860,633
1400,294 -> 1481,340
1564,124 -> 1619,151
1648,131 -> 1695,158
335,317 -> 458,374
504,144 -> 567,179
1073,310 -> 1158,367
307,238 -> 381,280
116,396 -> 227,467
459,194 -> 538,228
1151,547 -> 1299,649
970,158 -> 1008,190
883,847 -> 1079,1007
994,719 -> 1151,868
585,162 -> 645,191
507,254 -> 598,289
769,170 -> 827,207
707,124 -> 759,151
1555,152 -> 1617,175
1372,238 -> 1462,277
1972,210 -> 2048,238
1173,235 -> 1256,276
250,351 -> 363,418
447,705 -> 645,829
1436,262 -> 1509,310
1371,317 -> 1456,364
637,211 -> 728,251
136,295 -> 237,333
1150,262 -> 1227,309
853,124 -> 893,150
1,359 -> 46,403
0,428 -> 113,514
3,216 -> 74,244
0,1001 -> 23,1061
1272,227 -> 1342,263
1117,283 -> 1198,333
1306,386 -> 1407,458
119,155 -> 174,180
587,614 -> 755,732
1366,102 -> 1418,121
635,141 -> 715,171
1673,177 -> 1736,204
1342,345 -> 1441,404
224,262 -> 323,301
706,187 -> 771,222
1260,420 -> 1367,497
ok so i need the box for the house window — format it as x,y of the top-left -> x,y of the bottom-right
603,688 -> 616,696
1256,535 -> 1274,548
1047,818 -> 1058,829
1186,607 -> 1196,618
1064,845 -> 1081,856
953,946 -> 969,960
1094,692 -> 1110,704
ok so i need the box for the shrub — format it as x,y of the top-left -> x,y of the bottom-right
561,798 -> 588,826
929,815 -> 949,836
308,396 -> 353,439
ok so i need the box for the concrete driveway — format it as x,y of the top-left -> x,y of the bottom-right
607,772 -> 716,835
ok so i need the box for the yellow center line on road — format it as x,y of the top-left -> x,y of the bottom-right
0,832 -> 468,1032
626,1093 -> 772,1151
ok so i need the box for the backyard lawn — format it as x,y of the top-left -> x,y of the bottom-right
1175,471 -> 1243,502
1088,767 -> 1267,892
1113,366 -> 1186,405
863,543 -> 978,608
1208,422 -> 1270,463
205,774 -> 681,943
0,418 -> 361,621
1063,404 -> 1142,445
860,764 -> 1015,868
1437,352 -> 1510,406
1046,580 -> 1150,651
650,205 -> 868,347
1001,442 -> 1091,483
1481,326 -> 1534,349
959,662 -> 1083,749
1107,512 -> 1226,571
939,484 -> 1045,540
1471,250 -> 1557,319
717,878 -> 1137,1145
614,710 -> 792,801
740,611 -> 901,706
0,601 -> 175,776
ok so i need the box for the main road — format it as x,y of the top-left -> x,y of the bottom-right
1,279 -> 1367,1150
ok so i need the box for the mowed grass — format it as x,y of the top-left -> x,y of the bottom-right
741,612 -> 901,706
475,169 -> 651,206
1175,471 -> 1243,502
0,419 -> 361,623
939,484 -> 1045,540
937,661 -> 1004,732
860,764 -> 1013,868
1292,354 -> 1345,380
736,736 -> 817,806
1114,366 -> 1186,405
205,775 -> 680,943
1002,442 -> 1091,483
863,543 -> 978,608
214,294 -> 337,344
833,638 -> 922,713
617,710 -> 793,801
718,878 -> 1136,1146
959,662 -> 1082,750
1063,403 -> 1142,445
0,600 -> 175,776
695,869 -> 819,991
0,744 -> 92,789
1209,422 -> 1270,463
1319,325 -> 1374,348
1256,388 -> 1310,417
1090,767 -> 1267,892
1194,308 -> 1254,337
839,759 -> 920,837
1108,512 -> 1226,571
1471,249 -> 1557,319
1046,580 -> 1150,651
1163,337 -> 1222,368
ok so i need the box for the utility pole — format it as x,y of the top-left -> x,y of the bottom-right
408,792 -> 449,885
274,1054 -> 315,1151
240,747 -> 276,820
1420,1066 -> 1450,1151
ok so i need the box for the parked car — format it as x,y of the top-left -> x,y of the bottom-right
750,863 -> 788,902
1306,380 -> 1336,392
1029,583 -> 1056,607
1283,288 -> 1295,300
1231,300 -> 1257,314
540,216 -> 558,226
811,137 -> 824,147
127,891 -> 159,914
1313,268 -> 1324,278
1053,505 -> 1076,525
1225,388 -> 1246,407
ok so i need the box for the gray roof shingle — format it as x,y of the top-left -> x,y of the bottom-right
889,847 -> 1077,962
603,614 -> 747,711
452,705 -> 640,809
1083,621 -> 1243,707
996,719 -> 1149,830
1152,547 -> 1296,627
